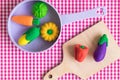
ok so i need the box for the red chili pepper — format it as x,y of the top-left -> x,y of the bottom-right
74,44 -> 89,62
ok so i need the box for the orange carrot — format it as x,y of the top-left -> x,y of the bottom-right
12,15 -> 40,27
12,15 -> 33,26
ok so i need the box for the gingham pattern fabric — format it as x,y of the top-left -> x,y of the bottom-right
0,0 -> 120,80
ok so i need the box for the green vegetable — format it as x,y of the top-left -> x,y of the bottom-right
32,2 -> 48,18
25,27 -> 40,41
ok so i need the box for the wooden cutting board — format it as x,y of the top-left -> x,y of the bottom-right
44,21 -> 120,80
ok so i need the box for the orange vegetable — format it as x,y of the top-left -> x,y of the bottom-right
74,44 -> 89,62
12,15 -> 40,27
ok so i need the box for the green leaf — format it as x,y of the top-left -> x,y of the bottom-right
98,34 -> 108,46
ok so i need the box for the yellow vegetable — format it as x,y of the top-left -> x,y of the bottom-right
18,34 -> 29,46
18,27 -> 40,46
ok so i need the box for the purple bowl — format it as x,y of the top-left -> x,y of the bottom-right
8,0 -> 61,52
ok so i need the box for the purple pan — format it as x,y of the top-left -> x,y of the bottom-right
7,0 -> 107,52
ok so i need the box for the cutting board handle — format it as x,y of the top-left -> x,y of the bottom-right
43,62 -> 68,80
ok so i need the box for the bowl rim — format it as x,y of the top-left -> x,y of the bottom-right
7,0 -> 62,53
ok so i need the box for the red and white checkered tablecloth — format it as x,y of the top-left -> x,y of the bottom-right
0,0 -> 120,80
